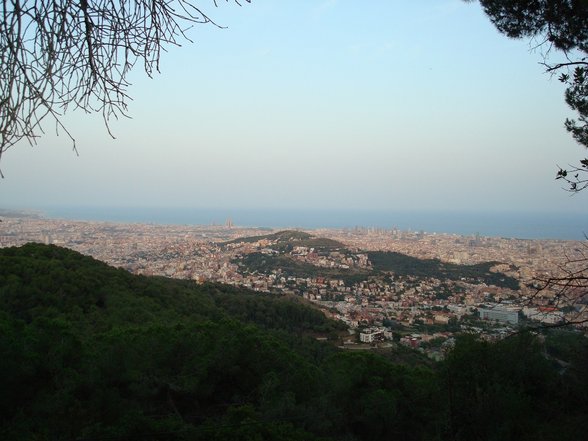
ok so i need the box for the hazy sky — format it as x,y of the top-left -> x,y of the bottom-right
1,0 -> 587,215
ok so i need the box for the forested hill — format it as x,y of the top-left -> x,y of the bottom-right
1,243 -> 587,441
228,230 -> 519,290
222,230 -> 346,250
0,243 -> 339,336
368,251 -> 520,289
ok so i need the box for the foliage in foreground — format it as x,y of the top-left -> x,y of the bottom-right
0,243 -> 587,440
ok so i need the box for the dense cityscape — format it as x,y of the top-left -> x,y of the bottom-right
2,209 -> 586,360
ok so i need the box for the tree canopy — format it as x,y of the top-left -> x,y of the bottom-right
466,0 -> 588,192
0,0 -> 248,174
2,243 -> 588,440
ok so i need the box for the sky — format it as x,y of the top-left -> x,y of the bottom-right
1,0 -> 587,217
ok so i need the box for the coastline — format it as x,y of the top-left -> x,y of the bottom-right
1,206 -> 583,241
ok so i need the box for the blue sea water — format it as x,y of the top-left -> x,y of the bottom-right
39,206 -> 588,241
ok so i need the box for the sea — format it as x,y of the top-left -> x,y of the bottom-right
37,206 -> 588,241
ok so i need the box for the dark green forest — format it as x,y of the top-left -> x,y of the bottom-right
237,252 -> 370,285
223,230 -> 345,251
1,243 -> 586,440
368,251 -> 520,289
236,248 -> 518,289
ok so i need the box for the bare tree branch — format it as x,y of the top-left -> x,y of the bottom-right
541,60 -> 588,73
0,0 -> 249,169
527,240 -> 588,329
556,160 -> 588,193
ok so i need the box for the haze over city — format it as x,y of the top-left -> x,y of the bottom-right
1,0 -> 587,219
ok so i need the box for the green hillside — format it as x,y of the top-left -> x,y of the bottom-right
237,252 -> 370,285
0,244 -> 586,441
368,251 -> 520,289
236,249 -> 518,289
222,230 -> 313,245
223,230 -> 346,250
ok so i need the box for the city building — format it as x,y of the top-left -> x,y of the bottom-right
479,307 -> 519,325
